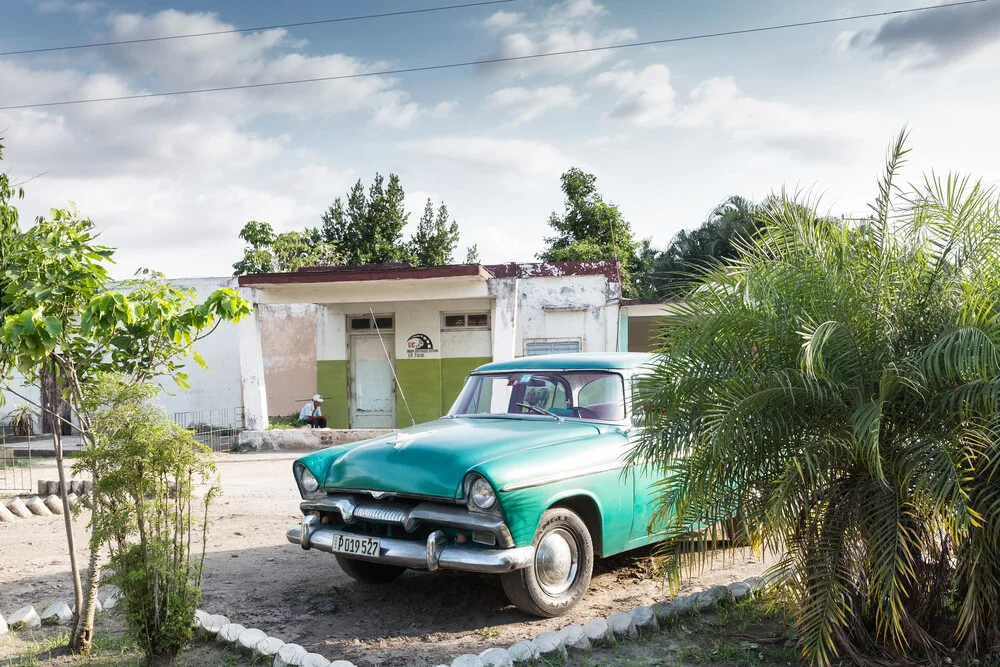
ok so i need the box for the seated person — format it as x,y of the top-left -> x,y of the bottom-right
298,395 -> 328,428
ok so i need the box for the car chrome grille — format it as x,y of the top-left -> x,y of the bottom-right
352,502 -> 411,525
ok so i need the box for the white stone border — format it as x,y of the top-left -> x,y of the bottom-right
439,577 -> 767,667
1,492 -> 87,522
194,608 -> 355,667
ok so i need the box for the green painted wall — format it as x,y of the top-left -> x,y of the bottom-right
441,357 -> 492,414
394,357 -> 493,427
395,358 -> 442,427
316,360 -> 350,429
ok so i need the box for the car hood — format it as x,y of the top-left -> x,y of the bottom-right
316,417 -> 605,499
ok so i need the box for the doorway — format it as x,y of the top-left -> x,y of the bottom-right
348,314 -> 397,429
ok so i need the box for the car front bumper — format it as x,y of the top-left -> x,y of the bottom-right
286,516 -> 535,574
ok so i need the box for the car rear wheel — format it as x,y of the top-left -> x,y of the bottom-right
501,507 -> 594,617
335,555 -> 406,584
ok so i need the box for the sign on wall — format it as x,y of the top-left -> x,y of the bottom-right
406,333 -> 439,358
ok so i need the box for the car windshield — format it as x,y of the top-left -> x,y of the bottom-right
448,371 -> 626,422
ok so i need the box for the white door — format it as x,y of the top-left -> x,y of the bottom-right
349,334 -> 396,429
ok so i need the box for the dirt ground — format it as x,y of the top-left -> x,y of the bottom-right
1,453 -> 771,666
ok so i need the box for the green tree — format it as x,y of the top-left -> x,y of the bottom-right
232,221 -> 340,276
76,375 -> 218,665
0,198 -> 248,652
321,173 -> 411,264
642,195 -> 764,298
465,243 -> 480,264
539,168 -> 641,297
410,198 -> 460,266
632,132 -> 1000,664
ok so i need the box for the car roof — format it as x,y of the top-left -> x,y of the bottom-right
473,352 -> 653,373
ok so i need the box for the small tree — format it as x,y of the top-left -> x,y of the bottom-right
76,375 -> 218,665
321,173 -> 411,265
538,168 -> 641,297
232,221 -> 340,276
465,244 -> 480,264
410,198 -> 460,266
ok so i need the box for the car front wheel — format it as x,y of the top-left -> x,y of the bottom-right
335,555 -> 406,584
501,507 -> 594,617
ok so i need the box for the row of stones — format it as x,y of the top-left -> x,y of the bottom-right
194,609 -> 353,667
0,492 -> 87,523
0,592 -> 120,635
438,577 -> 764,667
35,479 -> 95,497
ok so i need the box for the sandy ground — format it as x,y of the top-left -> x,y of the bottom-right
1,453 -> 770,666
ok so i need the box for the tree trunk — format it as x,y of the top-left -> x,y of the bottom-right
73,546 -> 102,654
51,408 -> 84,646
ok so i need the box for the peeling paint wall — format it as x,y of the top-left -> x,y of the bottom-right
515,275 -> 621,355
258,303 -> 318,417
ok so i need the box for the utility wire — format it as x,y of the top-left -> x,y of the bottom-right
0,0 -> 517,57
0,0 -> 990,112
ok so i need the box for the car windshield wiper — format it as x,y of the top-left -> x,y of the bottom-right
515,403 -> 563,421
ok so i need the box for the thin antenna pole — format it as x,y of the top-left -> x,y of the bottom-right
370,308 -> 415,427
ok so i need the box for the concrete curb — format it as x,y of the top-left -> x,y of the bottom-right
0,493 -> 86,522
195,608 -> 354,667
457,577 -> 765,666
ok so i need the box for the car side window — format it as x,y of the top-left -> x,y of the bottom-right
577,375 -> 625,421
630,375 -> 649,427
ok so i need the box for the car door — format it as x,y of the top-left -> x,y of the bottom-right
626,373 -> 669,545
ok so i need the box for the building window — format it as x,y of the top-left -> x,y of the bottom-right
442,312 -> 490,330
350,315 -> 393,332
524,339 -> 581,356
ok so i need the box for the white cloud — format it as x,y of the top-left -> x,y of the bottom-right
589,64 -> 676,127
583,133 -> 632,147
547,0 -> 606,23
0,7 -> 454,277
431,101 -> 458,118
674,77 -> 864,162
398,136 -> 581,186
483,10 -> 524,31
483,85 -> 587,124
32,0 -> 102,15
101,10 -> 427,128
479,27 -> 637,78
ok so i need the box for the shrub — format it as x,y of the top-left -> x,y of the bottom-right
76,375 -> 219,664
633,132 -> 1000,665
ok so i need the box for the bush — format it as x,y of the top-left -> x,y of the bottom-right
76,375 -> 219,664
633,133 -> 1000,665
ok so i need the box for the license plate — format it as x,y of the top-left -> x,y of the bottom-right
329,532 -> 381,558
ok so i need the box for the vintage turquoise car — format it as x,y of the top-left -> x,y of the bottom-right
287,352 -> 665,617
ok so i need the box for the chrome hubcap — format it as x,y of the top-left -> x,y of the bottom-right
535,528 -> 579,595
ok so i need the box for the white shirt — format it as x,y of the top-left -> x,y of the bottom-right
299,401 -> 323,421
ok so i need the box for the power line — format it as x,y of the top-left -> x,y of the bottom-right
0,0 -> 989,112
0,0 -> 517,57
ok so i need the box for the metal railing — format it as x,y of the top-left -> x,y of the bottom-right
170,407 -> 245,452
0,425 -> 35,494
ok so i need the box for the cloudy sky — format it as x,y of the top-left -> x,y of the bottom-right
2,0 -> 999,278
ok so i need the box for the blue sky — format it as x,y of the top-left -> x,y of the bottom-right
2,0 -> 999,278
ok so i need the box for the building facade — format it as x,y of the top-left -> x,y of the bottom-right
236,261 -> 625,430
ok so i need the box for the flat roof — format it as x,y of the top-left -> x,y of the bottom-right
238,263 -> 491,287
473,352 -> 652,373
238,260 -> 621,287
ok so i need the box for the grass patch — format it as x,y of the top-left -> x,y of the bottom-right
266,414 -> 301,431
565,591 -> 803,667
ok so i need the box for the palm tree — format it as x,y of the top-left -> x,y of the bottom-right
633,131 -> 1000,665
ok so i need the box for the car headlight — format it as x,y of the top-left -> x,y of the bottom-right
296,463 -> 320,494
468,475 -> 497,511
